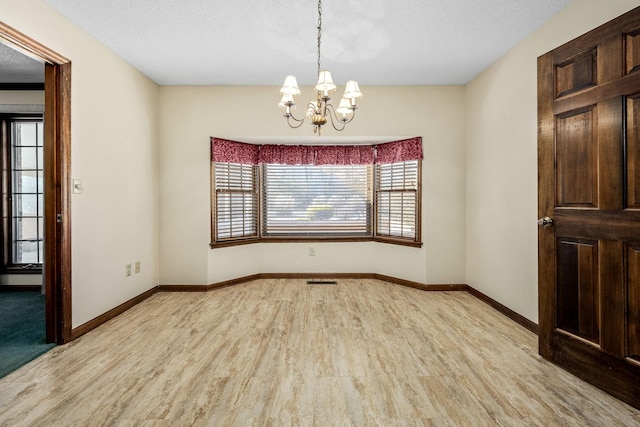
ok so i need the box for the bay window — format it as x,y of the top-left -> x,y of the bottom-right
210,137 -> 422,247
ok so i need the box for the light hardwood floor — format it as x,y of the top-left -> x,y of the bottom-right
1,278 -> 639,426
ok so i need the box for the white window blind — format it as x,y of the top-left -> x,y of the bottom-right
375,160 -> 419,240
262,164 -> 372,236
213,162 -> 258,241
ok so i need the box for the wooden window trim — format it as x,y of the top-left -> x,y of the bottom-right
373,160 -> 422,244
0,113 -> 44,274
210,237 -> 422,249
211,162 -> 259,244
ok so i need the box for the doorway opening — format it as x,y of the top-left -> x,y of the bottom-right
0,22 -> 72,344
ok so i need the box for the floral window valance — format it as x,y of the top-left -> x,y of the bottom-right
210,138 -> 260,164
374,137 -> 422,164
210,137 -> 422,165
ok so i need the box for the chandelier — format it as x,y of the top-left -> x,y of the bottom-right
278,0 -> 363,135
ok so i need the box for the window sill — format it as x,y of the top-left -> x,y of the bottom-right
3,265 -> 43,275
210,237 -> 422,249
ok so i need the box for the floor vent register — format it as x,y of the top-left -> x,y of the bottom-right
306,280 -> 338,285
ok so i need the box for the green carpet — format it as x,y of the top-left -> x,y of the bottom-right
0,292 -> 56,379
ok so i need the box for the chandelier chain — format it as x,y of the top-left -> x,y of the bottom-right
317,0 -> 322,78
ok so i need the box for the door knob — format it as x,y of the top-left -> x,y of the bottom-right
537,216 -> 553,227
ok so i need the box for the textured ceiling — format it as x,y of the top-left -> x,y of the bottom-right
0,43 -> 44,83
6,0 -> 572,86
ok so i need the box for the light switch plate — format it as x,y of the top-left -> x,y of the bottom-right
72,179 -> 83,194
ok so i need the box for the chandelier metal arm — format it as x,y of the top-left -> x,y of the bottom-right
324,103 -> 356,131
285,114 -> 306,129
324,104 -> 346,132
284,107 -> 305,123
284,102 -> 320,129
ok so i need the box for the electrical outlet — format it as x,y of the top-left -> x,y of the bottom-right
309,247 -> 315,256
125,264 -> 132,277
135,261 -> 141,274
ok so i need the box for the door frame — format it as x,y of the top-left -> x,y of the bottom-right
0,22 -> 72,344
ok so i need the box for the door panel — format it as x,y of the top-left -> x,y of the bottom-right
625,30 -> 640,75
555,108 -> 598,208
554,48 -> 597,97
628,244 -> 640,362
627,94 -> 640,209
556,239 -> 599,343
538,5 -> 640,409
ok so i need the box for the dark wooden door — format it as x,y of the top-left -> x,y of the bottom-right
538,6 -> 640,409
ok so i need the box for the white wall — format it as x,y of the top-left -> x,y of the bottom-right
0,90 -> 44,106
159,86 -> 466,286
2,0 -> 161,328
465,0 -> 640,323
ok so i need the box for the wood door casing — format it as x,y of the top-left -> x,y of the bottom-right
538,6 -> 640,409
